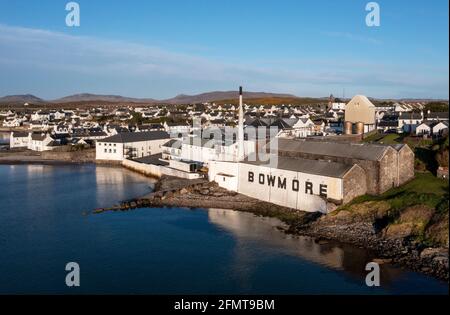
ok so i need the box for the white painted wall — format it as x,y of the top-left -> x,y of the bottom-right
181,140 -> 256,165
96,138 -> 168,161
9,133 -> 29,148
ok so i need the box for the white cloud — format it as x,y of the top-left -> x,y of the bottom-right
0,24 -> 447,99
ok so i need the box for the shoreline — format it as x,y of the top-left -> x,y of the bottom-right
0,148 -> 96,165
1,158 -> 447,282
93,175 -> 449,282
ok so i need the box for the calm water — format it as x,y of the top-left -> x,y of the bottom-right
0,164 -> 447,294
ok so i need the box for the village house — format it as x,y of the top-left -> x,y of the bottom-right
95,131 -> 170,161
9,132 -> 29,149
398,112 -> 423,133
28,133 -> 58,152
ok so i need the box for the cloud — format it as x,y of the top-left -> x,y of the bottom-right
0,24 -> 447,99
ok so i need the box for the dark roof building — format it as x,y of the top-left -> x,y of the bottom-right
100,131 -> 170,143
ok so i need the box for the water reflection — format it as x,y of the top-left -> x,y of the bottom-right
95,166 -> 156,207
208,208 -> 405,285
0,132 -> 9,144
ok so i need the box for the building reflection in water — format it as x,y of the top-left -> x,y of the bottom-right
208,208 -> 403,285
94,166 -> 156,207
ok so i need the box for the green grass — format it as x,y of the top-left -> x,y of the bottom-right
378,134 -> 401,144
363,133 -> 402,144
339,172 -> 449,212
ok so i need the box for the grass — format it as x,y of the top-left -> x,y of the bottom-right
363,133 -> 402,144
339,172 -> 449,212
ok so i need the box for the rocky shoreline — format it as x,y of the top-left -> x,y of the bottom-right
94,175 -> 449,282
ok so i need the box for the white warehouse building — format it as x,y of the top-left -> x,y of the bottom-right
96,131 -> 170,161
209,155 -> 366,214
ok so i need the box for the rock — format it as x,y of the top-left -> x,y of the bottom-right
316,239 -> 329,245
384,222 -> 414,239
180,188 -> 188,195
420,247 -> 447,259
372,258 -> 393,264
200,189 -> 210,195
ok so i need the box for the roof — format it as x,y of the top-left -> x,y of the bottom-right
378,120 -> 398,127
270,118 -> 292,129
31,133 -> 47,141
12,131 -> 28,138
399,112 -> 422,119
427,112 -> 449,119
134,153 -> 169,166
275,139 -> 393,161
243,155 -> 356,178
100,131 -> 170,143
162,139 -> 182,149
347,95 -> 375,108
247,118 -> 268,127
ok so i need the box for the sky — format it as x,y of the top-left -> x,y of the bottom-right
0,0 -> 448,100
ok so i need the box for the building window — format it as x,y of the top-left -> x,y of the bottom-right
113,149 -> 116,153
109,149 -> 112,153
104,149 -> 107,153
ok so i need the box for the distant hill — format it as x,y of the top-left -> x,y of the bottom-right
162,91 -> 297,104
214,96 -> 327,106
52,93 -> 157,103
0,91 -> 447,106
0,94 -> 44,104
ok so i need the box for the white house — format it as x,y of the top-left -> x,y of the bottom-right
28,133 -> 57,151
432,121 -> 449,136
10,132 -> 29,149
292,118 -> 315,138
399,112 -> 423,133
415,121 -> 432,136
96,131 -> 170,161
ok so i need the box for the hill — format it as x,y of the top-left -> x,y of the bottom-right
52,93 -> 157,104
0,94 -> 44,104
162,91 -> 298,104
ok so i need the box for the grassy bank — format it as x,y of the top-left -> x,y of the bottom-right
336,172 -> 449,247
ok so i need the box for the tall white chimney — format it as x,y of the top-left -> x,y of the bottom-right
238,86 -> 245,161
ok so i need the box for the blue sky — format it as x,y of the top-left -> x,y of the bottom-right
0,0 -> 448,99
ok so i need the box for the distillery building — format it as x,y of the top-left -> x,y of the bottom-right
209,139 -> 415,213
344,95 -> 376,135
275,139 -> 415,195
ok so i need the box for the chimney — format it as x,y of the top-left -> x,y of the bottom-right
238,86 -> 245,161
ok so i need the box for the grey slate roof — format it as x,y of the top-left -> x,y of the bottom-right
162,139 -> 182,149
134,153 -> 169,166
12,132 -> 28,138
243,155 -> 355,178
31,133 -> 47,141
275,139 -> 392,161
100,131 -> 170,143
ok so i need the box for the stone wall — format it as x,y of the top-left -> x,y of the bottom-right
278,150 -> 380,195
398,145 -> 415,185
379,147 -> 399,194
342,165 -> 367,203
